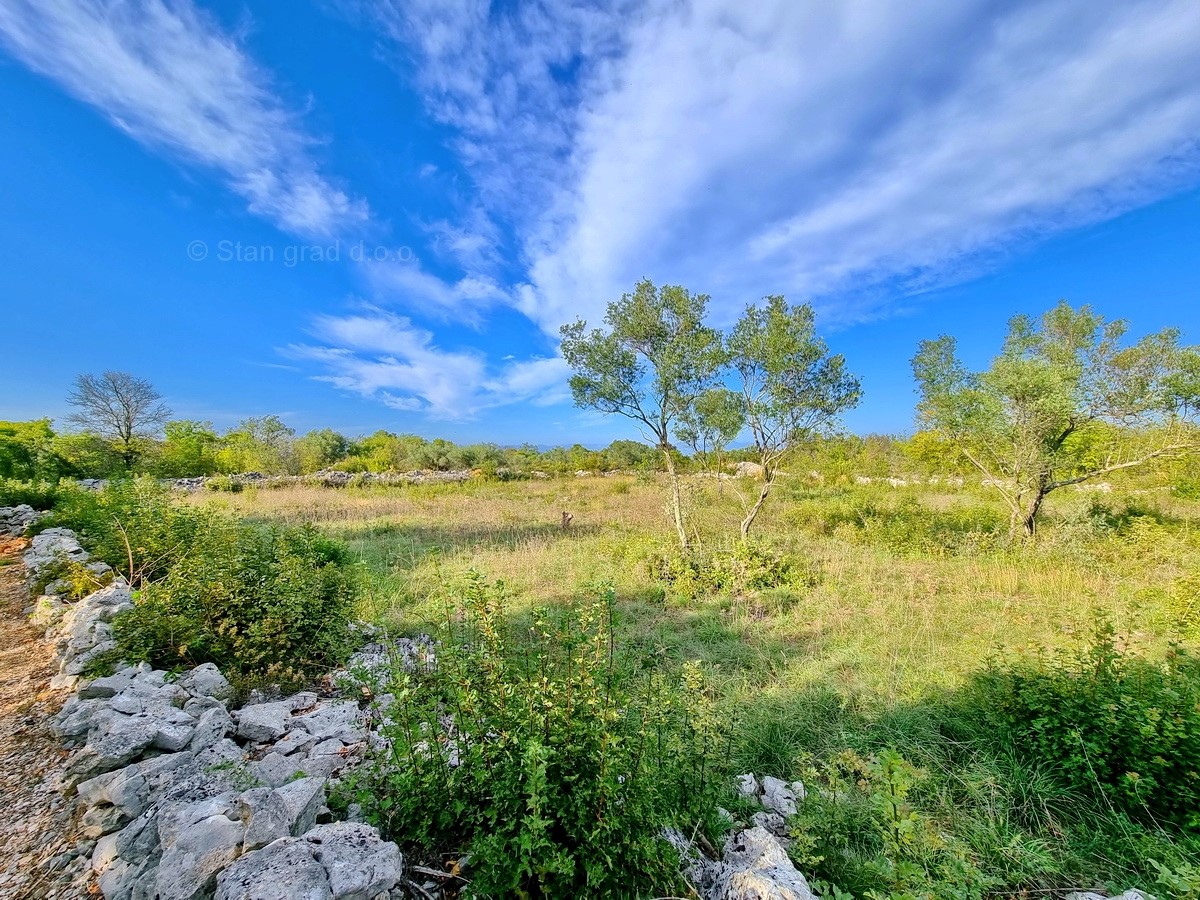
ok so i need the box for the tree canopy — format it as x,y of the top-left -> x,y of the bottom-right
67,371 -> 171,470
913,301 -> 1200,535
561,279 -> 724,547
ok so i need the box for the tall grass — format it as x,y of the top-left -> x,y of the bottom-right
195,474 -> 1200,895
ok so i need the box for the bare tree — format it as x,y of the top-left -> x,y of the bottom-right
67,371 -> 171,470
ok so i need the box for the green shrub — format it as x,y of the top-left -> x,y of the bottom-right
113,519 -> 359,685
339,575 -> 727,898
205,474 -> 243,493
785,494 -> 1007,556
0,478 -> 63,509
644,540 -> 813,598
37,478 -> 211,584
791,748 -> 994,900
970,624 -> 1200,831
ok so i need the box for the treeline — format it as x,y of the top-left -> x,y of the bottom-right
0,413 -> 982,483
0,415 -> 668,480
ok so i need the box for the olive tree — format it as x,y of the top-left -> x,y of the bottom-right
67,371 -> 171,470
726,296 -> 862,538
912,301 -> 1200,537
675,387 -> 745,477
560,280 -> 724,549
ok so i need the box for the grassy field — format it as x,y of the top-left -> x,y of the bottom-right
197,474 -> 1193,694
194,474 -> 1200,895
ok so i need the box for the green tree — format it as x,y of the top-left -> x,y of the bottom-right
66,371 -> 172,470
560,280 -> 723,548
0,419 -> 65,480
675,387 -> 745,476
601,439 -> 659,472
912,301 -> 1200,536
727,296 -> 862,538
52,431 -> 125,478
295,428 -> 349,473
156,420 -> 220,477
218,415 -> 297,474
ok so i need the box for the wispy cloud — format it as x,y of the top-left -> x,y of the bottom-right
288,308 -> 568,419
363,0 -> 1200,331
0,0 -> 368,238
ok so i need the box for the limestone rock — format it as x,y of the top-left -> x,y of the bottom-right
710,827 -> 815,900
154,812 -> 246,900
760,776 -> 799,817
304,823 -> 404,899
236,701 -> 292,743
179,663 -> 234,701
216,839 -> 334,900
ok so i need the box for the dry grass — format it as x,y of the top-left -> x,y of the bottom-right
192,474 -> 1198,706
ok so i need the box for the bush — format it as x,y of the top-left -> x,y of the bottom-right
644,540 -> 813,599
205,474 -> 244,493
0,478 -> 63,509
38,478 -> 211,584
970,624 -> 1200,831
113,519 -> 359,686
787,493 -> 1007,556
791,748 -> 994,900
339,575 -> 726,898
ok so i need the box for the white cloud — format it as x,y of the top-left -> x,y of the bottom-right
288,309 -> 569,419
360,258 -> 507,322
365,0 -> 1200,332
0,0 -> 367,238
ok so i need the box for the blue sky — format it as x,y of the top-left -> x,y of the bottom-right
2,1 -> 1199,446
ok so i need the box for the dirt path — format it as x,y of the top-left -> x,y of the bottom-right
0,536 -> 91,898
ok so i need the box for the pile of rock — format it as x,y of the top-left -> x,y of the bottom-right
667,772 -> 816,900
58,665 -> 401,899
20,521 -> 405,900
166,470 -> 474,492
0,502 -> 42,536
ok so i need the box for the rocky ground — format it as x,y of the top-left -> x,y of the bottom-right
0,535 -> 92,898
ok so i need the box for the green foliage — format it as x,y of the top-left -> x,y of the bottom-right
1149,858 -> 1200,899
340,575 -> 726,898
785,492 -> 1008,556
217,415 -> 299,475
39,478 -> 211,584
204,474 -> 244,492
295,428 -> 350,473
913,302 -> 1200,535
792,749 -> 994,900
0,477 -> 64,510
971,624 -> 1200,830
0,419 -> 69,481
51,431 -> 125,478
644,540 -> 813,598
154,420 -> 220,477
113,518 -> 359,684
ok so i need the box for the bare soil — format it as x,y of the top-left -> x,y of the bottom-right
0,537 -> 91,898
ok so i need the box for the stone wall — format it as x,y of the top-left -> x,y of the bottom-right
22,524 -> 405,900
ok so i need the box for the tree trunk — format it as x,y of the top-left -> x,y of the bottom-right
662,448 -> 689,551
739,477 -> 773,541
1020,488 -> 1048,538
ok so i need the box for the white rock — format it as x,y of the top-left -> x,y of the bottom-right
155,812 -> 246,900
216,839 -> 334,900
760,776 -> 798,817
736,773 -> 759,798
236,701 -> 292,743
304,822 -> 404,899
710,827 -> 816,900
179,663 -> 234,701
